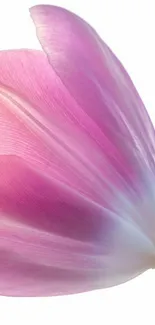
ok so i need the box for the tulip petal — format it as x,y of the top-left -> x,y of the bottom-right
30,5 -> 155,178
0,5 -> 155,295
30,6 -> 155,247
0,154 -> 153,296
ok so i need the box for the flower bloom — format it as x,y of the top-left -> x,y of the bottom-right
0,4 -> 155,297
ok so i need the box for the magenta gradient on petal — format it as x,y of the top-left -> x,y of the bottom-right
30,6 -> 155,193
0,5 -> 154,296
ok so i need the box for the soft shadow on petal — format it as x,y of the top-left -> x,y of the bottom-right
0,154 -> 152,296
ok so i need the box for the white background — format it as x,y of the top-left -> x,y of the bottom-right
0,0 -> 155,324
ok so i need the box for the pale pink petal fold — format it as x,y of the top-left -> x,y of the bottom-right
0,5 -> 154,296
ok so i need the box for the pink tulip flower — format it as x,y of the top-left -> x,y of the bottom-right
0,4 -> 155,297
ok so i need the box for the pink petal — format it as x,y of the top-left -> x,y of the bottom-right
0,50 -> 110,296
30,4 -> 155,242
30,5 -> 155,207
30,5 -> 155,181
0,5 -> 154,296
